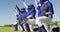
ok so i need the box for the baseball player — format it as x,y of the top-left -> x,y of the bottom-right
13,5 -> 27,32
21,0 -> 37,32
35,0 -> 54,32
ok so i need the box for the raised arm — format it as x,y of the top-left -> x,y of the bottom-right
21,0 -> 28,12
26,15 -> 33,19
35,0 -> 41,7
16,4 -> 21,13
21,0 -> 28,8
13,5 -> 20,16
35,0 -> 38,7
43,4 -> 52,15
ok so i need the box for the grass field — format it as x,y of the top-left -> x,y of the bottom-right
0,25 -> 60,32
0,26 -> 22,32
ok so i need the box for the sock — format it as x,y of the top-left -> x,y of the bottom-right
25,23 -> 31,32
43,23 -> 50,32
38,27 -> 42,32
14,24 -> 18,31
29,25 -> 34,32
38,25 -> 47,32
33,28 -> 38,31
21,24 -> 25,31
41,25 -> 47,32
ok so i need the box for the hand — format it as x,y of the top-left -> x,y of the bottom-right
45,12 -> 52,15
20,21 -> 24,25
45,13 -> 48,15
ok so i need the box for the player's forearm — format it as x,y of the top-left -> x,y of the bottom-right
22,1 -> 28,12
21,21 -> 25,24
45,12 -> 53,15
43,10 -> 51,15
16,5 -> 21,12
23,1 -> 28,8
35,0 -> 38,7
26,15 -> 33,19
35,0 -> 41,7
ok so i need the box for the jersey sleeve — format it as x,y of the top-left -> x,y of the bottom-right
21,12 -> 27,20
35,0 -> 38,7
23,1 -> 28,8
23,1 -> 28,12
27,10 -> 36,18
48,2 -> 54,14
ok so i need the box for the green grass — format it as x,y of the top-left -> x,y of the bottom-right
0,25 -> 60,32
50,25 -> 60,30
0,26 -> 22,32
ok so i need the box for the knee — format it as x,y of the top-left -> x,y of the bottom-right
16,20 -> 21,25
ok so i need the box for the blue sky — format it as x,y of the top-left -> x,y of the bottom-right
0,0 -> 60,25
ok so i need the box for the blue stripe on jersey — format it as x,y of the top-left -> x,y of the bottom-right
27,9 -> 36,18
47,1 -> 54,18
21,12 -> 27,20
37,6 -> 45,17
